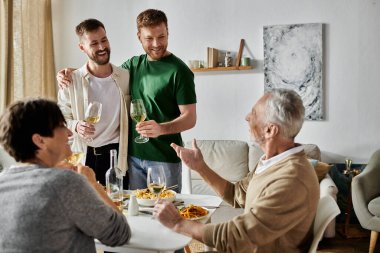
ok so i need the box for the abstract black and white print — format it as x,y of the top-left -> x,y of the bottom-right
263,23 -> 323,120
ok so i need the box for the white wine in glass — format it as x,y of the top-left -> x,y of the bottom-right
130,99 -> 149,143
65,152 -> 84,165
147,166 -> 166,199
84,101 -> 102,142
85,116 -> 100,124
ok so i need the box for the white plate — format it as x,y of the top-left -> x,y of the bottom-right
180,206 -> 210,221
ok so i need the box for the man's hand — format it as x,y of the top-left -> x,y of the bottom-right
170,139 -> 205,172
153,200 -> 183,230
76,120 -> 96,139
154,199 -> 206,242
136,120 -> 163,138
56,68 -> 75,88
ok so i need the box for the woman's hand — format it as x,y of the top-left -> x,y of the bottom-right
76,164 -> 97,184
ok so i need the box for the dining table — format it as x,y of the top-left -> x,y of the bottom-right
95,193 -> 222,253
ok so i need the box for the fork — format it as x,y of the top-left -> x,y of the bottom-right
166,184 -> 178,190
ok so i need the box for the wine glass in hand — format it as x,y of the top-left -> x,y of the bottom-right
65,151 -> 84,165
147,166 -> 166,200
84,101 -> 102,142
130,99 -> 149,143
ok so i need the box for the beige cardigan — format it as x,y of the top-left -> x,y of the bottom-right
57,64 -> 130,175
203,151 -> 320,253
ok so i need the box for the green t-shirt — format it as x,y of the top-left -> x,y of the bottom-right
121,54 -> 196,163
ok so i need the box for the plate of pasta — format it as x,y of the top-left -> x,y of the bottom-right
132,188 -> 176,206
178,204 -> 210,220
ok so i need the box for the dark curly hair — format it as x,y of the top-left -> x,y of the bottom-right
76,18 -> 105,37
0,98 -> 66,162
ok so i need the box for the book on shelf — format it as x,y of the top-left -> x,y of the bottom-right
207,47 -> 219,68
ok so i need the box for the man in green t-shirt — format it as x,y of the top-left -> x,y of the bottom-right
56,9 -> 196,192
122,9 -> 196,192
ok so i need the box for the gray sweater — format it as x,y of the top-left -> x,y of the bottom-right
0,165 -> 131,252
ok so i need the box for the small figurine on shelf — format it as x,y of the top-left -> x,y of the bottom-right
224,51 -> 232,67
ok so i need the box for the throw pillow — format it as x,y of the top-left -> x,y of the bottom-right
309,159 -> 333,182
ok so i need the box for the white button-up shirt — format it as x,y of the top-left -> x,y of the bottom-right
255,146 -> 304,174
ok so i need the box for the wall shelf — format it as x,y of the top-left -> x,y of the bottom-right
191,66 -> 253,72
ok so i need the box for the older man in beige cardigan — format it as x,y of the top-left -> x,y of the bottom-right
154,89 -> 319,253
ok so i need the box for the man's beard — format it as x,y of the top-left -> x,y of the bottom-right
254,135 -> 266,146
146,45 -> 167,60
89,48 -> 111,65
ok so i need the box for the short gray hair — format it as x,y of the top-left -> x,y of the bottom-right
264,89 -> 305,139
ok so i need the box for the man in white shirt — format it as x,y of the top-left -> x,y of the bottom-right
57,19 -> 130,186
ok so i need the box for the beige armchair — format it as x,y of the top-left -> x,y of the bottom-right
352,149 -> 380,253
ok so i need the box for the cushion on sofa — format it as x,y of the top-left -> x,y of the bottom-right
303,144 -> 322,161
248,144 -> 264,172
309,159 -> 334,182
185,140 -> 249,182
185,140 -> 249,195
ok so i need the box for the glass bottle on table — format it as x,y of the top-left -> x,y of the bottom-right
106,149 -> 123,211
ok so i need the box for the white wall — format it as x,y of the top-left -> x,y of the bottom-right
51,0 -> 380,164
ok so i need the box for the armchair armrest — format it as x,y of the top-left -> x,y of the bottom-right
319,173 -> 339,238
320,173 -> 339,199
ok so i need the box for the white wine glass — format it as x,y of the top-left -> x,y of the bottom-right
65,151 -> 84,165
130,99 -> 149,144
147,166 -> 166,200
84,101 -> 102,143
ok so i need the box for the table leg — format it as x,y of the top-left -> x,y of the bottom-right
344,190 -> 353,235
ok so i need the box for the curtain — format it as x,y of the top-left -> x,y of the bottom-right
0,0 -> 56,113
0,0 -> 11,113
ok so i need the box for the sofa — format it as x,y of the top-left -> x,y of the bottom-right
181,140 -> 339,238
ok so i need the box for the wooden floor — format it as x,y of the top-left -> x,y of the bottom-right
317,235 -> 376,253
188,225 -> 379,253
317,225 -> 378,253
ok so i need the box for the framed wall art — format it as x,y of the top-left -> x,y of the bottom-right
264,23 -> 323,120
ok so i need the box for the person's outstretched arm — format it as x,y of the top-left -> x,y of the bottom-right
76,164 -> 121,212
171,139 -> 228,196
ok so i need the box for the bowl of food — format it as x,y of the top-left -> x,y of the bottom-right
132,188 -> 176,207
